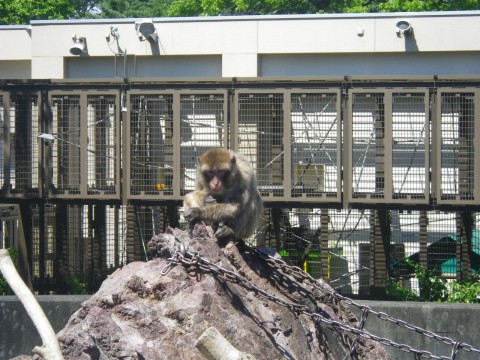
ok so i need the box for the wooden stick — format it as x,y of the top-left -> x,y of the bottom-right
196,326 -> 256,360
0,249 -> 64,360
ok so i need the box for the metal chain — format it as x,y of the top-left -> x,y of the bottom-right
251,247 -> 480,358
160,247 -> 479,360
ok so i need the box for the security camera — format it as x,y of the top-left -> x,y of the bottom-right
396,20 -> 412,37
135,19 -> 158,42
70,43 -> 85,55
70,34 -> 87,55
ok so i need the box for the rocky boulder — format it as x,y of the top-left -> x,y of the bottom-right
15,224 -> 391,359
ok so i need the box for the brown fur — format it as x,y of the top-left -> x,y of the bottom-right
184,148 -> 263,240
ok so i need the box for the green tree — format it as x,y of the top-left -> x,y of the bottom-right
97,0 -> 174,18
166,0 -> 332,16
3,0 -> 480,23
163,0 -> 480,17
379,0 -> 480,12
0,0 -> 96,24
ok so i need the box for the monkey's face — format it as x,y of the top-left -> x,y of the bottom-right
198,148 -> 237,196
203,169 -> 231,194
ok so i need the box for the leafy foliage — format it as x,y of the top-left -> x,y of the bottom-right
149,0 -> 480,16
379,0 -> 480,12
412,260 -> 447,301
68,276 -> 88,294
446,280 -> 480,303
0,0 -> 96,24
387,259 -> 480,303
2,0 -> 480,24
97,0 -> 174,18
385,278 -> 418,301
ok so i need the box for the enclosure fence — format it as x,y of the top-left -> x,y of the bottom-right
0,78 -> 479,295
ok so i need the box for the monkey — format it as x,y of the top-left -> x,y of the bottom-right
183,148 -> 263,241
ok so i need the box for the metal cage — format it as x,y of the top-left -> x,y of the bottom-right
126,90 -> 228,201
47,91 -> 121,199
0,92 -> 41,197
435,89 -> 480,204
347,89 -> 430,204
233,89 -> 342,203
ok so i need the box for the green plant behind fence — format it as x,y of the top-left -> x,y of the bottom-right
387,259 -> 480,303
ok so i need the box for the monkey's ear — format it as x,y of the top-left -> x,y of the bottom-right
231,156 -> 236,165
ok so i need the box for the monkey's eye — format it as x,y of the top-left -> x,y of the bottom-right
204,171 -> 215,180
217,170 -> 228,179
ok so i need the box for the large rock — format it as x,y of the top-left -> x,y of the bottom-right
16,224 -> 391,359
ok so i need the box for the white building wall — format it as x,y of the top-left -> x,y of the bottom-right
0,11 -> 480,79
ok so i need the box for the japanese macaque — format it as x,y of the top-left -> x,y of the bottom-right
183,148 -> 263,240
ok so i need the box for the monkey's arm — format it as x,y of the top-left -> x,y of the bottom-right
183,191 -> 208,222
184,201 -> 238,223
202,203 -> 239,223
184,199 -> 239,239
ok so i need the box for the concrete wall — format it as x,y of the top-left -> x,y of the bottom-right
1,296 -> 479,360
0,295 -> 89,359
352,301 -> 480,360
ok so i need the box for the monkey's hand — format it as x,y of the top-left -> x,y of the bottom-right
214,222 -> 235,240
204,196 -> 217,205
184,207 -> 205,223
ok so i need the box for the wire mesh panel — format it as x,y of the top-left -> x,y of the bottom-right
349,90 -> 429,204
0,93 -> 4,191
437,90 -> 478,204
5,94 -> 40,196
290,91 -> 341,202
0,206 -> 19,251
50,94 -> 82,197
105,205 -> 127,269
180,93 -> 226,194
129,93 -> 175,199
329,209 -> 371,295
54,204 -> 125,292
86,95 -> 119,197
236,92 -> 284,199
425,211 -> 458,278
350,92 -> 385,201
390,211 -> 478,294
31,204 -> 56,291
391,92 -> 428,202
131,205 -> 160,261
55,204 -> 84,290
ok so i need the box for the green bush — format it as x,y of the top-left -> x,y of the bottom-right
446,280 -> 480,303
386,279 -> 418,301
387,259 -> 480,303
68,276 -> 88,295
411,260 -> 447,302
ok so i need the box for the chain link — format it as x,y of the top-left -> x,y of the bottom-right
251,247 -> 480,358
161,245 -> 479,360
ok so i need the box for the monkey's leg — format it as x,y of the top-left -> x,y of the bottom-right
213,222 -> 235,240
